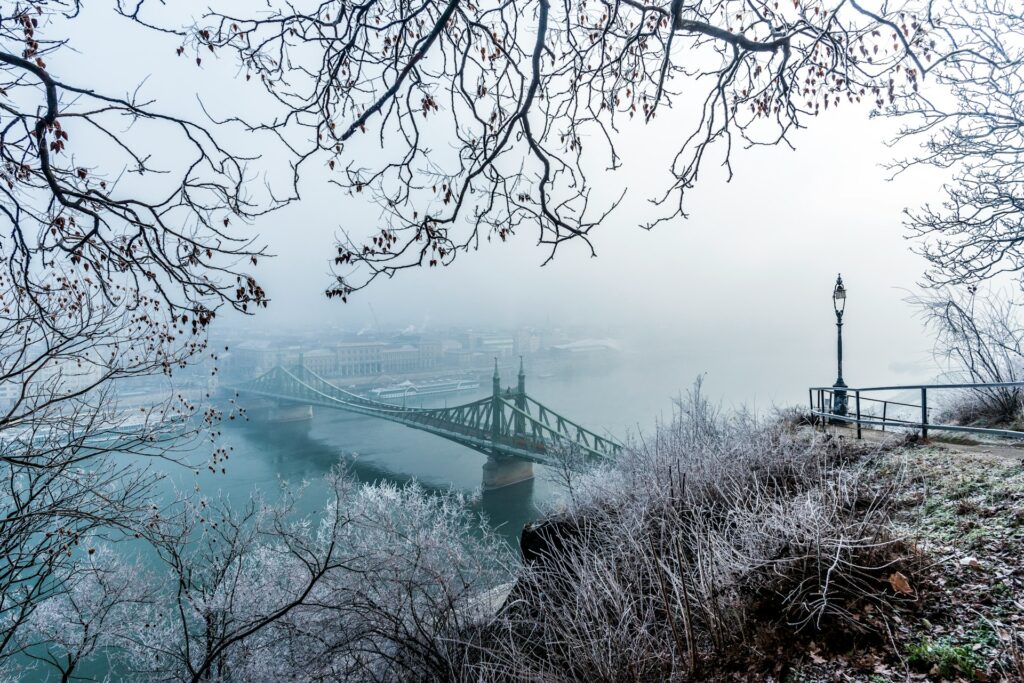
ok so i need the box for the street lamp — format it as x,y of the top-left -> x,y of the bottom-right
832,274 -> 848,416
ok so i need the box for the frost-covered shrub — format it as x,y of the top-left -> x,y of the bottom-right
22,469 -> 510,682
456,381 -> 913,681
916,289 -> 1024,428
20,548 -> 149,680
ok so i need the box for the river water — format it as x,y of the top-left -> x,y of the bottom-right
161,346 -> 805,545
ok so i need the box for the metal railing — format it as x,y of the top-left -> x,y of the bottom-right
809,382 -> 1024,441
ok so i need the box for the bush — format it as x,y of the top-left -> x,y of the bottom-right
452,381 -> 916,681
20,472 -> 512,682
939,389 -> 1024,429
915,288 -> 1024,429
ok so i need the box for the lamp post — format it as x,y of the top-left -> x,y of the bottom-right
832,274 -> 848,416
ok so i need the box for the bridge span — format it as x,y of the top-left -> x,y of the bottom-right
229,361 -> 622,490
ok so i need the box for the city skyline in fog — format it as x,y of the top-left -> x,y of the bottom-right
222,104 -> 949,402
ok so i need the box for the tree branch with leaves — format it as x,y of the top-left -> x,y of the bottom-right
130,0 -> 940,300
0,0 -> 287,664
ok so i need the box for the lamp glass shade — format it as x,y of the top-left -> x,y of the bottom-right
832,279 -> 846,313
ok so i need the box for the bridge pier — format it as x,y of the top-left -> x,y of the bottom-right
482,456 -> 534,491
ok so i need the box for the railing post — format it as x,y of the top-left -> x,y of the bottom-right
921,387 -> 928,440
881,401 -> 887,432
855,390 -> 862,440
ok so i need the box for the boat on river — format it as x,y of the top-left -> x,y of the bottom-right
368,378 -> 480,402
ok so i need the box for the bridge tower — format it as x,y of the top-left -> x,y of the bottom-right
263,353 -> 314,422
515,357 -> 527,436
482,358 -> 534,491
491,358 -> 501,443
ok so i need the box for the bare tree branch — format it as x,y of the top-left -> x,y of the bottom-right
124,0 -> 938,300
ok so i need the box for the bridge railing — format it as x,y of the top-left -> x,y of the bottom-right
809,382 -> 1024,441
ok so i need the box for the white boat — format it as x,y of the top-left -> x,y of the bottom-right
369,378 -> 480,401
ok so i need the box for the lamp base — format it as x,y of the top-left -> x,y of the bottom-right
831,384 -> 848,419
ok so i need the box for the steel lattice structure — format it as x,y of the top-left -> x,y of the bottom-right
230,363 -> 622,466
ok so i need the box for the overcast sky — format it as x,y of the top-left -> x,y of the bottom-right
62,3 -> 951,403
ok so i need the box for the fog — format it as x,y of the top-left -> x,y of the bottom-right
65,2 -> 947,407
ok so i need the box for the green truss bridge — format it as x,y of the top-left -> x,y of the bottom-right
229,361 -> 622,490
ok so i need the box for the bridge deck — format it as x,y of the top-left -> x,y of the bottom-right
230,365 -> 622,466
